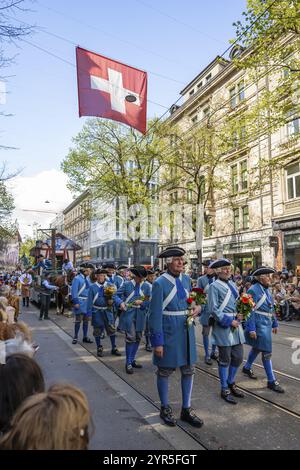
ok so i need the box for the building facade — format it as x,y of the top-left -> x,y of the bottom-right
164,39 -> 300,274
63,191 -> 91,264
90,197 -> 158,266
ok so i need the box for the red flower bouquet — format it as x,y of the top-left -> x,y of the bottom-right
236,293 -> 255,321
190,287 -> 207,305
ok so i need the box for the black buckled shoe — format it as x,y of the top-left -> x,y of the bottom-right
228,383 -> 245,398
267,380 -> 285,393
126,364 -> 134,374
160,406 -> 177,427
83,337 -> 93,344
210,352 -> 219,361
242,366 -> 257,379
205,357 -> 213,365
97,346 -> 103,357
132,360 -> 142,368
145,344 -> 152,352
180,407 -> 204,428
72,338 -> 78,344
221,389 -> 237,405
111,347 -> 121,356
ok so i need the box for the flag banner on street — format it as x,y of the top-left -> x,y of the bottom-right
76,47 -> 147,134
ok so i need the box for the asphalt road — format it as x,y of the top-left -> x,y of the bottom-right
19,305 -> 300,450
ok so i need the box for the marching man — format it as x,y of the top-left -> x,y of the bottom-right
71,263 -> 93,345
19,269 -> 32,308
149,247 -> 203,428
144,268 -> 156,352
197,260 -> 218,365
117,266 -> 151,374
208,258 -> 245,405
243,267 -> 284,393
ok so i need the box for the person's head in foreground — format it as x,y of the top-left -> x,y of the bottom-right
0,383 -> 90,450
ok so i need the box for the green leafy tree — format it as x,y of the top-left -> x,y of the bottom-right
62,119 -> 172,263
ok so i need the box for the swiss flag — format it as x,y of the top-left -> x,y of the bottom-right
76,47 -> 147,134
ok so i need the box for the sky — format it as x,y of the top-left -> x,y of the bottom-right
1,0 -> 246,237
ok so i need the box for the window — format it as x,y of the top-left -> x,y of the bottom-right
231,159 -> 248,194
197,81 -> 203,89
242,206 -> 249,229
287,111 -> 300,137
286,162 -> 300,200
231,164 -> 238,194
229,81 -> 245,109
205,216 -> 212,237
240,160 -> 248,190
191,115 -> 198,124
187,189 -> 193,202
233,208 -> 239,232
230,87 -> 236,108
238,82 -> 245,101
203,107 -> 210,119
206,74 -> 212,83
189,89 -> 195,96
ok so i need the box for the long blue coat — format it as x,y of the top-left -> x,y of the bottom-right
208,279 -> 245,347
245,282 -> 278,353
71,274 -> 92,315
117,280 -> 151,333
149,272 -> 197,368
197,274 -> 216,326
87,281 -> 123,329
107,274 -> 124,289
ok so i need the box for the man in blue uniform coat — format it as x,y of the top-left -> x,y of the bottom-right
87,268 -> 123,357
103,263 -> 124,289
71,263 -> 94,345
197,260 -> 218,365
243,267 -> 284,393
208,258 -> 245,405
149,246 -> 203,428
117,266 -> 151,374
144,269 -> 156,352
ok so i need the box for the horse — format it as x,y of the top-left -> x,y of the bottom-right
52,271 -> 76,315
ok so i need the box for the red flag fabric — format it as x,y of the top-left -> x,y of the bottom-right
76,47 -> 147,134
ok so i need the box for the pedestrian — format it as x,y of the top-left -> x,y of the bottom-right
149,246 -> 203,428
197,260 -> 218,365
0,353 -> 45,434
0,383 -> 90,450
117,266 -> 150,374
87,268 -> 122,357
62,258 -> 74,274
208,258 -> 245,405
243,267 -> 284,393
19,270 -> 32,308
71,263 -> 94,344
144,269 -> 156,352
39,273 -> 58,320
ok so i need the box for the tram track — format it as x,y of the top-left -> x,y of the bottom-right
196,342 -> 300,383
52,312 -> 300,429
194,363 -> 300,421
33,307 -> 300,448
48,314 -> 210,451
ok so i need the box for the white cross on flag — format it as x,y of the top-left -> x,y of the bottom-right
76,47 -> 147,134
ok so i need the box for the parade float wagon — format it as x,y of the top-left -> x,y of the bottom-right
29,230 -> 81,305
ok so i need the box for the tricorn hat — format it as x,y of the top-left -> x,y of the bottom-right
80,262 -> 95,269
209,258 -> 232,269
252,267 -> 276,276
130,266 -> 148,278
158,246 -> 186,259
102,262 -> 116,270
95,268 -> 108,275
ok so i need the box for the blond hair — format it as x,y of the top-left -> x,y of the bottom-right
0,321 -> 32,342
0,383 -> 90,450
